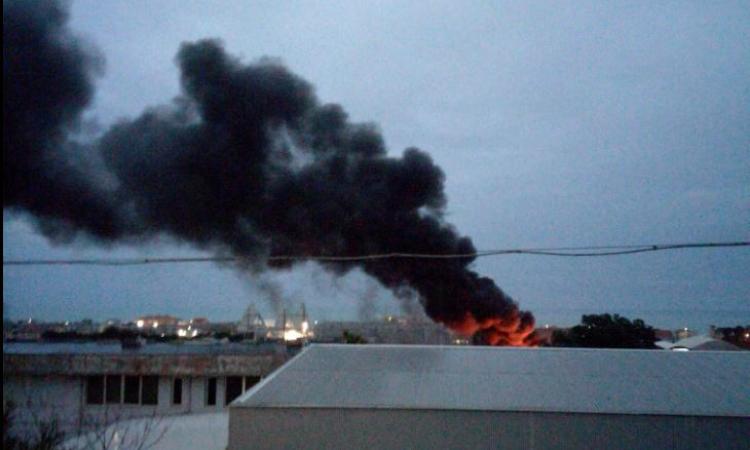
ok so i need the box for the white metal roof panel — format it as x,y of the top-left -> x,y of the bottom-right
233,344 -> 750,417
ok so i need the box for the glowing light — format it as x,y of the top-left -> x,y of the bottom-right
177,329 -> 187,337
301,321 -> 309,333
152,321 -> 159,329
283,329 -> 304,341
136,320 -> 144,328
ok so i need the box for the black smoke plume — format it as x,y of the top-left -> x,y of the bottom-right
3,0 -> 536,345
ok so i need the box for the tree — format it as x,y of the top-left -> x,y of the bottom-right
3,401 -> 65,450
3,398 -> 166,450
552,313 -> 657,349
342,330 -> 367,344
714,325 -> 750,350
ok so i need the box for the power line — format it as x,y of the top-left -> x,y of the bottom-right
3,241 -> 747,266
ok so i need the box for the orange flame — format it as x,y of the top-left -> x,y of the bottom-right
445,311 -> 539,347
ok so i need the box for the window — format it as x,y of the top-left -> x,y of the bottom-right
172,378 -> 183,405
86,375 -> 104,404
225,375 -> 261,405
225,376 -> 243,405
105,375 -> 122,404
124,376 -> 140,404
141,376 -> 158,405
87,374 -> 158,406
206,377 -> 217,406
244,376 -> 261,391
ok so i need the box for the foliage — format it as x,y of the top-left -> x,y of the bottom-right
3,401 -> 65,450
552,313 -> 657,349
342,330 -> 368,344
3,398 -> 167,450
714,326 -> 750,350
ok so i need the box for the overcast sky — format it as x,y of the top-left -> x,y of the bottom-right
3,0 -> 749,329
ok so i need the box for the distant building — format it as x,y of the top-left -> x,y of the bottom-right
653,328 -> 675,342
176,318 -> 211,338
134,315 -> 179,332
533,325 -> 560,345
656,335 -> 744,351
6,320 -> 44,341
675,327 -> 697,340
237,304 -> 269,340
99,319 -> 121,332
313,317 -> 454,345
711,326 -> 750,350
3,341 -> 289,440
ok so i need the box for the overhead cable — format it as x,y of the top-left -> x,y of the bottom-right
3,241 -> 747,266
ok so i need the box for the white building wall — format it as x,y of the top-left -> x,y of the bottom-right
4,375 -> 84,436
5,374 -> 238,440
216,377 -> 226,409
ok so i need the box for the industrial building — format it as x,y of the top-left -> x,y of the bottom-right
656,334 -> 744,351
3,341 -> 289,439
229,345 -> 750,450
313,317 -> 457,344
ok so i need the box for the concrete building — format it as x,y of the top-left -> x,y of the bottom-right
313,317 -> 456,345
3,341 -> 289,439
134,315 -> 180,333
229,345 -> 750,450
656,335 -> 744,351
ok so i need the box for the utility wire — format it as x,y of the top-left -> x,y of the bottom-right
3,241 -> 748,266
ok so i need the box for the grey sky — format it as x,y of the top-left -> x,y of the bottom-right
3,0 -> 749,328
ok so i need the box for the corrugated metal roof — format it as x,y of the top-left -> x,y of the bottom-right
233,344 -> 750,417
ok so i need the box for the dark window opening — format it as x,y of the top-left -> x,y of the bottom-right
124,375 -> 140,404
206,377 -> 217,406
172,378 -> 183,405
244,376 -> 261,391
86,375 -> 104,404
105,375 -> 122,404
141,376 -> 158,405
225,376 -> 242,405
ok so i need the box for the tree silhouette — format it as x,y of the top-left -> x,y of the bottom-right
342,330 -> 368,344
552,314 -> 657,349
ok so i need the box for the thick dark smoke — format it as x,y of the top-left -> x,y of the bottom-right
3,0 -> 536,345
3,0 -> 120,241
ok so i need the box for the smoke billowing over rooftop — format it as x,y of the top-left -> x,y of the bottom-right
3,0 -> 536,345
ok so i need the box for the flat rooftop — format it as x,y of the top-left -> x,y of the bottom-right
4,342 -> 289,377
3,341 -> 283,355
234,344 -> 750,417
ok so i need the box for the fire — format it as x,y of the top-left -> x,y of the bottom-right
445,311 -> 538,347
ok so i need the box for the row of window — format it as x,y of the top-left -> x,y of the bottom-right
86,375 -> 159,405
86,375 -> 260,406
